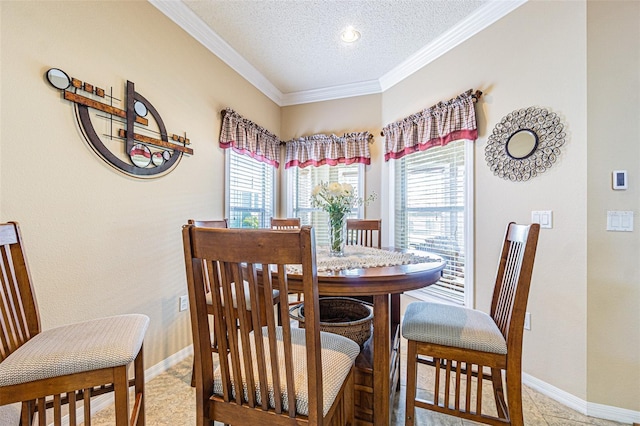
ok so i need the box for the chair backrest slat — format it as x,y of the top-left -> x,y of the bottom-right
490,223 -> 539,349
261,264 -> 284,413
0,222 -> 41,362
246,264 -> 270,411
183,226 -> 322,421
204,259 -> 231,401
346,219 -> 382,249
270,218 -> 301,230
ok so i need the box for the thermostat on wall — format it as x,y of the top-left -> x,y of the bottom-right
612,170 -> 627,190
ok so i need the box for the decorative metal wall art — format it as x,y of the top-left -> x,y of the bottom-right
46,68 -> 192,178
485,106 -> 565,181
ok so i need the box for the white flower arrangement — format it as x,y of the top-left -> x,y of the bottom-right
311,182 -> 376,218
311,181 -> 377,255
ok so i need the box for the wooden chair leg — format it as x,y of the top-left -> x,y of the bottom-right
405,340 -> 418,426
113,366 -> 130,425
83,389 -> 91,426
68,391 -> 77,425
134,346 -> 145,425
505,368 -> 524,426
344,369 -> 354,425
491,367 -> 508,419
53,394 -> 62,425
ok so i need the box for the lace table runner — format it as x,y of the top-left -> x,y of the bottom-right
287,245 -> 439,275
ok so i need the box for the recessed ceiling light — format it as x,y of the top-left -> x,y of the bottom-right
341,26 -> 360,43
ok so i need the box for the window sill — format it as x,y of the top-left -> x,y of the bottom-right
404,289 -> 464,307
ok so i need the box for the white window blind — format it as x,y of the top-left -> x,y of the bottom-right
226,149 -> 275,229
394,140 -> 466,304
289,164 -> 362,246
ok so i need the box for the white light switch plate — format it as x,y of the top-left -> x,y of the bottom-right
607,211 -> 634,232
531,211 -> 553,229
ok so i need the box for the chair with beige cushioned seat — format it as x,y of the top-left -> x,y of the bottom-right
402,222 -> 540,426
182,225 -> 359,425
0,221 -> 148,426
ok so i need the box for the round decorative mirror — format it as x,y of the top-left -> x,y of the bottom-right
46,68 -> 71,90
134,100 -> 148,117
506,129 -> 538,159
485,107 -> 566,181
129,143 -> 151,168
152,151 -> 164,166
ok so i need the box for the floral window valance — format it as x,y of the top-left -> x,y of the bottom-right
284,132 -> 372,169
382,89 -> 480,161
219,108 -> 281,168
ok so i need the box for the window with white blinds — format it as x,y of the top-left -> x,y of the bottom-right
394,139 -> 467,304
288,164 -> 362,246
226,149 -> 275,229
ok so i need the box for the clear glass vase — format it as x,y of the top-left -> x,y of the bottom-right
328,214 -> 347,257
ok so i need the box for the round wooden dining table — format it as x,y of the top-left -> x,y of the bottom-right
284,249 -> 445,426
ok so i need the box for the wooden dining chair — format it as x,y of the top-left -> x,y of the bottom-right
182,225 -> 360,425
270,217 -> 301,230
187,219 -> 281,387
346,219 -> 382,249
0,221 -> 148,426
344,218 -> 382,307
402,222 -> 540,426
270,217 -> 303,305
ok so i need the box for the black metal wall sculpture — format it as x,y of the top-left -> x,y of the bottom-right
46,68 -> 192,178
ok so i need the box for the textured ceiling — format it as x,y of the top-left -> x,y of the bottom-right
151,0 -> 526,105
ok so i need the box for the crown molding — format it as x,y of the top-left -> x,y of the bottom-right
149,0 -> 284,105
379,0 -> 528,91
150,0 -> 527,106
280,80 -> 382,106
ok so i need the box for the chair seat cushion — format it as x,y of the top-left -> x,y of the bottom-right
0,314 -> 149,386
213,326 -> 360,417
206,281 -> 279,310
402,302 -> 507,355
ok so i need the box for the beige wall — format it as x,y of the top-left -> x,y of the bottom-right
587,1 -> 640,410
0,1 -> 280,368
385,0 -> 590,399
1,0 -> 638,416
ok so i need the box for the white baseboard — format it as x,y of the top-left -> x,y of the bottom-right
588,401 -> 640,425
523,372 -> 640,424
144,343 -> 194,382
522,372 -> 588,414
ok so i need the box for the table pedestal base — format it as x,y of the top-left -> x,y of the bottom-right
353,324 -> 401,425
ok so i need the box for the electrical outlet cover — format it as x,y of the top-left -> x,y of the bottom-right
179,295 -> 189,311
